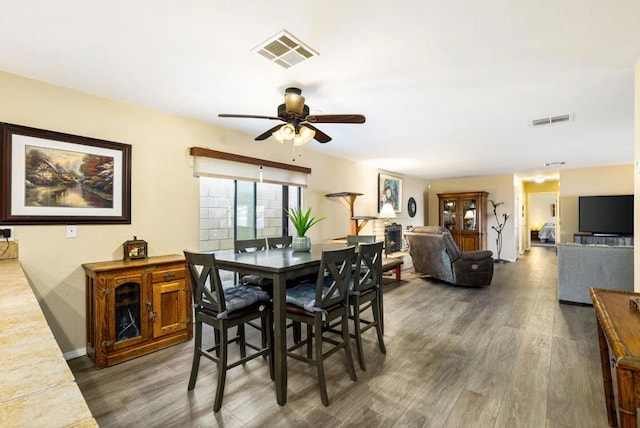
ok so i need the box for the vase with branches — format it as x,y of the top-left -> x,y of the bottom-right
489,200 -> 510,263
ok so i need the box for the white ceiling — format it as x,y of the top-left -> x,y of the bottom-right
0,1 -> 639,181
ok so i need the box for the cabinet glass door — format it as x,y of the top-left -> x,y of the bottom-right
442,199 -> 456,230
462,199 -> 477,231
114,282 -> 142,343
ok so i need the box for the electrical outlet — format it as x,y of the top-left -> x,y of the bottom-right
0,226 -> 14,241
66,225 -> 77,238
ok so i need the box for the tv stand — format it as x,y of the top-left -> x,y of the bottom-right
573,234 -> 633,246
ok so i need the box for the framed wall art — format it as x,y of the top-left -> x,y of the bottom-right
378,172 -> 402,213
0,122 -> 132,224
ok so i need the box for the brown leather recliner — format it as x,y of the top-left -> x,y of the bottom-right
405,226 -> 494,287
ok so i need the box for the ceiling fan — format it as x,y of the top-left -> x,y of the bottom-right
218,87 -> 366,145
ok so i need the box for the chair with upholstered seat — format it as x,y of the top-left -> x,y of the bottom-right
405,226 -> 494,286
267,236 -> 292,249
234,238 -> 271,288
184,250 -> 273,413
349,241 -> 386,370
285,246 -> 358,406
234,238 -> 267,253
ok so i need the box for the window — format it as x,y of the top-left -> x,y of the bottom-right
199,177 -> 300,251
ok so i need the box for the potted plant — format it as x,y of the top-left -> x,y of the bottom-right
286,207 -> 326,252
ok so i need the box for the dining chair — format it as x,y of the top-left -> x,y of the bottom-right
234,238 -> 271,288
346,234 -> 376,246
267,235 -> 292,249
349,241 -> 386,370
284,246 -> 357,406
184,250 -> 273,413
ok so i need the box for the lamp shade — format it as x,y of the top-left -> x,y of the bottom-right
293,125 -> 315,146
284,88 -> 305,115
379,202 -> 396,219
272,123 -> 296,144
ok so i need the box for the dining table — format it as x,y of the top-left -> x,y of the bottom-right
213,242 -> 345,406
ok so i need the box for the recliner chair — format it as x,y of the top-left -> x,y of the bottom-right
405,226 -> 494,287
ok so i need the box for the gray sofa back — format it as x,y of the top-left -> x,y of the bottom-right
557,243 -> 633,304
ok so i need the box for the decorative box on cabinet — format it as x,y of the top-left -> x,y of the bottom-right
83,255 -> 192,369
438,191 -> 488,251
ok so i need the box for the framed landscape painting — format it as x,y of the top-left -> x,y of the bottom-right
378,172 -> 402,213
0,123 -> 131,224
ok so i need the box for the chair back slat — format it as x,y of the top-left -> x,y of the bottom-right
316,246 -> 355,309
184,251 -> 226,314
267,236 -> 292,249
353,241 -> 383,293
234,238 -> 267,253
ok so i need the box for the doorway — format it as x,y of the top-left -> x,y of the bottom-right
528,192 -> 558,247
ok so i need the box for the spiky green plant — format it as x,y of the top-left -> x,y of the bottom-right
286,207 -> 326,237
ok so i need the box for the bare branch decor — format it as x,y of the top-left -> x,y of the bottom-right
489,199 -> 510,263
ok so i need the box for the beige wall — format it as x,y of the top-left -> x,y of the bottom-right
0,71 -> 428,354
427,175 -> 516,261
558,165 -> 633,243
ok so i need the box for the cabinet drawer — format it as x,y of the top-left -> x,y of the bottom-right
150,267 -> 185,283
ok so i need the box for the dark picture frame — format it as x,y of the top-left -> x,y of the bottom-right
408,197 -> 417,217
0,123 -> 131,224
378,172 -> 402,213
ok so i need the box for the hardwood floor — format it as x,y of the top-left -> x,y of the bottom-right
68,247 -> 609,427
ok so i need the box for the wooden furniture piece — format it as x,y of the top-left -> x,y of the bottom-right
325,192 -> 376,236
184,251 -> 272,412
83,255 -> 192,369
530,229 -> 539,241
438,191 -> 488,251
382,257 -> 404,280
349,241 -> 386,371
590,288 -> 640,427
267,236 -> 293,249
214,243 -> 345,405
284,246 -> 358,406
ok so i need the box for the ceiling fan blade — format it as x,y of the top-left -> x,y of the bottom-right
304,114 -> 366,124
304,124 -> 332,143
219,113 -> 282,121
255,124 -> 284,141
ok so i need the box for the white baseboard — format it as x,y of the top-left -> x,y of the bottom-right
63,347 -> 87,361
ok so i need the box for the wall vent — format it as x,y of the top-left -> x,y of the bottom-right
530,113 -> 574,127
253,30 -> 318,69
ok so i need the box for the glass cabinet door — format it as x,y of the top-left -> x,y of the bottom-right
442,199 -> 456,230
114,282 -> 142,343
461,199 -> 477,231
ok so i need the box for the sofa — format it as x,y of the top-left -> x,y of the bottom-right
405,226 -> 494,287
557,243 -> 633,304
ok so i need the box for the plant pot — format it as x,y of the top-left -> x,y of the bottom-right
292,236 -> 311,252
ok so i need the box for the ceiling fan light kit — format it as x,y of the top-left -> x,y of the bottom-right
218,87 -> 366,151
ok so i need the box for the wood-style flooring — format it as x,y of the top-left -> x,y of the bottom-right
68,246 -> 609,427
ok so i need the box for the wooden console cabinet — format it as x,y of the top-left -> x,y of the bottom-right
83,255 -> 192,369
438,191 -> 488,251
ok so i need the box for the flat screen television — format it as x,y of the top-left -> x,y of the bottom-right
578,195 -> 634,236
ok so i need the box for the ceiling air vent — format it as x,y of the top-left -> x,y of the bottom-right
530,113 -> 574,127
253,30 -> 318,69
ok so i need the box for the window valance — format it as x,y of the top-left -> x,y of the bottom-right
189,147 -> 311,187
